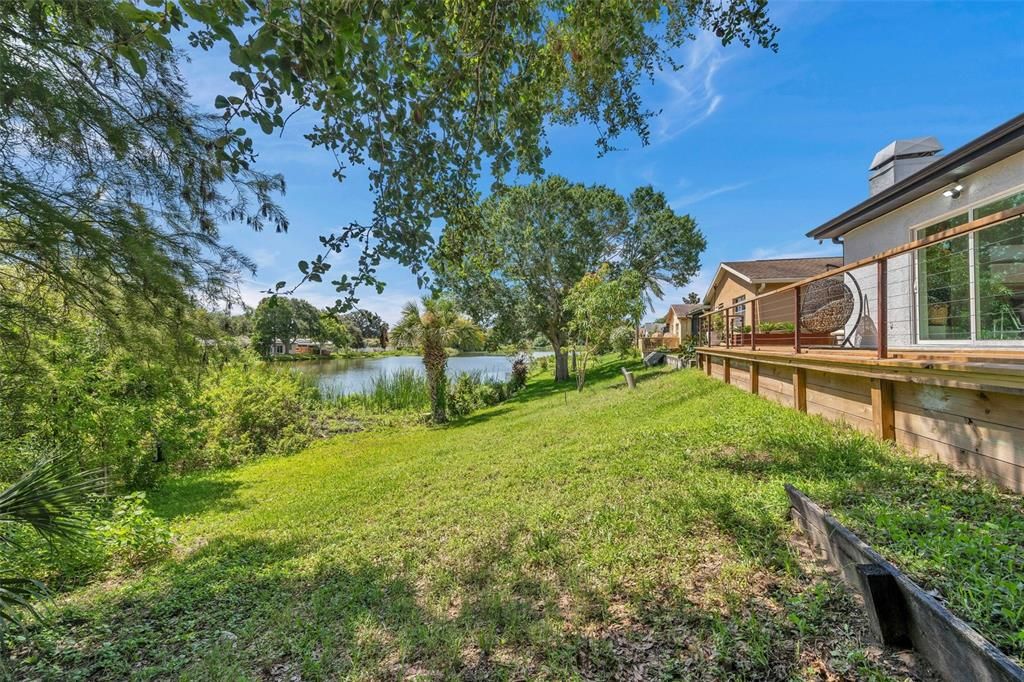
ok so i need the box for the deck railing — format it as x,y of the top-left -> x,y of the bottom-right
639,333 -> 681,353
699,204 -> 1024,358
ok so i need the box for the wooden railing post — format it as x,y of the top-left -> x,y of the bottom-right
793,287 -> 802,352
877,258 -> 888,359
751,299 -> 758,351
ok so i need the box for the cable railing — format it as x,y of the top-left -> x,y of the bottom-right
699,204 -> 1024,359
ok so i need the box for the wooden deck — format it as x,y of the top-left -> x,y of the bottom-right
697,345 -> 1024,493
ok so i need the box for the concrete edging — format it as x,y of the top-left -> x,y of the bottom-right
786,484 -> 1024,682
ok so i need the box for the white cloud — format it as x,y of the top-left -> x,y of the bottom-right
670,180 -> 750,209
653,33 -> 731,142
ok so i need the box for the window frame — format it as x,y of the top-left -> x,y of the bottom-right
911,183 -> 1024,346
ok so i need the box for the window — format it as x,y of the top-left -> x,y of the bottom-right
917,213 -> 969,340
915,189 -> 1024,342
732,295 -> 746,328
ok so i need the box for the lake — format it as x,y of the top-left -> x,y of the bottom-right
290,353 -> 549,396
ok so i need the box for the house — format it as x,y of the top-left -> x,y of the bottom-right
703,257 -> 843,330
268,338 -> 335,356
697,112 -> 1024,493
664,303 -> 705,343
637,321 -> 674,352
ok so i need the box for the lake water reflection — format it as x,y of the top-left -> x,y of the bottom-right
289,352 -> 549,396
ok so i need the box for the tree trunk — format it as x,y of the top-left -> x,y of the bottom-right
548,332 -> 570,382
554,348 -> 569,382
423,342 -> 448,423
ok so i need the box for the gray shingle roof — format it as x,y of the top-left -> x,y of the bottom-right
722,256 -> 843,282
669,303 -> 704,318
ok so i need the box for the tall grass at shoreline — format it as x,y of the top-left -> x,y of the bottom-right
325,368 -> 519,415
352,368 -> 431,413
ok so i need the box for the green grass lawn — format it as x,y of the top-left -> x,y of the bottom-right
9,359 -> 1023,680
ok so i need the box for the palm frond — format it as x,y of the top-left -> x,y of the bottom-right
0,575 -> 46,629
0,455 -> 103,544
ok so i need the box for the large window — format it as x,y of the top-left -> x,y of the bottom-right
916,190 -> 1024,342
917,213 -> 970,340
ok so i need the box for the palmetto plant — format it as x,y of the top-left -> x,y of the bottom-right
0,455 -> 102,632
391,298 -> 483,423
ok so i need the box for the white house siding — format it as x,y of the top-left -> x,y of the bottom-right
840,149 -> 1024,348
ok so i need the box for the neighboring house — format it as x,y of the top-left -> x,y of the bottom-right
638,322 -> 667,337
637,321 -> 674,352
697,112 -> 1024,493
702,257 -> 843,328
664,303 -> 705,342
267,338 -> 335,356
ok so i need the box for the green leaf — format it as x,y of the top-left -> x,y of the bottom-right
214,95 -> 230,109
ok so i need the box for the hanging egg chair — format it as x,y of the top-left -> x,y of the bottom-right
799,275 -> 855,334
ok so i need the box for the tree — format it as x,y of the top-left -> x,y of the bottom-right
566,267 -> 645,390
0,2 -> 285,355
251,297 -> 322,355
178,1 -> 777,304
685,292 -> 703,304
340,310 -> 388,345
435,177 -> 705,382
614,186 -> 706,308
318,312 -> 356,351
391,298 -> 482,423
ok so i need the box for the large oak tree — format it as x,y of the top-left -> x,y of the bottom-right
434,177 -> 705,381
181,0 -> 778,304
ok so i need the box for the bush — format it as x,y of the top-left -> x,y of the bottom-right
510,353 -> 529,390
609,326 -> 635,357
0,491 -> 172,589
196,354 -> 318,468
448,372 -> 484,417
96,492 -> 173,569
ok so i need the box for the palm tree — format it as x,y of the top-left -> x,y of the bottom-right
391,298 -> 482,423
1,455 -> 101,632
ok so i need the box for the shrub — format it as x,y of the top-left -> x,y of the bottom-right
96,492 -> 173,569
0,491 -> 172,589
476,383 -> 500,406
510,353 -> 529,390
609,326 -> 635,357
196,354 -> 318,468
448,372 -> 484,417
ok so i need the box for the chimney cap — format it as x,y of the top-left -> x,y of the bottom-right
869,136 -> 943,171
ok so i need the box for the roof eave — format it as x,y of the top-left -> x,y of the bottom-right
806,112 -> 1024,241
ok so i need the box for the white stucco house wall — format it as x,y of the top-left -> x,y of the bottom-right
806,113 -> 1024,349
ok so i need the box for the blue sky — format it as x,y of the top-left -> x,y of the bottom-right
182,1 -> 1024,323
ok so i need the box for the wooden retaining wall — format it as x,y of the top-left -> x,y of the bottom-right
697,350 -> 1024,493
788,485 -> 1024,682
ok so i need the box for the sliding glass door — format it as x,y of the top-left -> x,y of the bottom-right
915,190 -> 1024,343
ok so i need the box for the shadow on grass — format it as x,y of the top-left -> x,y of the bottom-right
447,405 -> 515,429
149,474 -> 248,520
18,519 -> 882,680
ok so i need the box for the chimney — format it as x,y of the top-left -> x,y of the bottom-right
869,136 -> 943,195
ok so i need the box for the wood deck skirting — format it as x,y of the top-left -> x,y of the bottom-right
697,346 -> 1024,493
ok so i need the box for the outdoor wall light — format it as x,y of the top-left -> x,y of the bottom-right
942,184 -> 963,199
